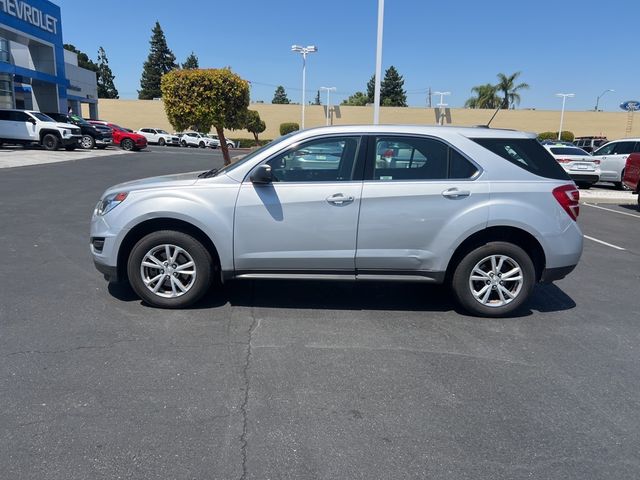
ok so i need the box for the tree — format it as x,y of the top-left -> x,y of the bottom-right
496,71 -> 529,109
272,86 -> 290,104
63,44 -> 98,73
313,90 -> 321,105
244,110 -> 266,145
182,52 -> 199,69
380,66 -> 407,107
138,21 -> 178,99
464,83 -> 500,109
96,47 -> 119,99
341,91 -> 368,106
162,68 -> 250,165
366,75 -> 375,103
364,67 -> 407,106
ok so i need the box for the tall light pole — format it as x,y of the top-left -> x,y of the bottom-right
433,91 -> 450,125
291,45 -> 317,129
320,86 -> 336,126
373,0 -> 384,124
595,89 -> 614,111
556,93 -> 575,140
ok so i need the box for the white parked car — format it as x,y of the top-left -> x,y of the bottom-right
543,143 -> 601,188
0,109 -> 82,150
136,128 -> 180,146
591,138 -> 640,188
205,134 -> 235,149
180,132 -> 215,148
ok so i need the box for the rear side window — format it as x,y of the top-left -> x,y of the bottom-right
471,138 -> 570,180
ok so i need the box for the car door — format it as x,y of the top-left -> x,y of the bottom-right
11,111 -> 35,140
595,141 -> 636,181
355,135 -> 489,278
233,135 -> 364,273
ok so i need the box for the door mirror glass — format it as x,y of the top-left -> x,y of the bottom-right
250,164 -> 273,184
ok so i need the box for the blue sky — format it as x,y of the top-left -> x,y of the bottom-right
53,0 -> 638,111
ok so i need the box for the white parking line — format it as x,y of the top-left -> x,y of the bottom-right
583,202 -> 640,219
583,235 -> 626,251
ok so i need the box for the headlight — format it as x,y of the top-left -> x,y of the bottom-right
95,192 -> 128,216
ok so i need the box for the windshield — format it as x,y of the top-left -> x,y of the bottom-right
30,112 -> 55,122
549,147 -> 590,156
214,132 -> 299,176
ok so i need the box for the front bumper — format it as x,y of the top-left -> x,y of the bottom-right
94,259 -> 118,282
96,137 -> 112,145
540,264 -> 577,283
62,135 -> 82,146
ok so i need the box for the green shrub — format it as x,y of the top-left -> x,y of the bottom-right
280,122 -> 299,135
236,138 -> 273,148
538,131 -> 574,142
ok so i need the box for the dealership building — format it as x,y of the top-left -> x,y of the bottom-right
0,0 -> 98,117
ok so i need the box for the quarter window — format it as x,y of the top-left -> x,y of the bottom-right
265,136 -> 360,182
613,142 -> 636,155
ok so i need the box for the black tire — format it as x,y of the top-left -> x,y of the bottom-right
65,145 -> 77,151
42,133 -> 60,151
80,135 -> 95,149
199,141 -> 205,148
121,138 -> 135,151
158,138 -> 166,146
127,230 -> 213,308
451,241 -> 536,317
181,140 -> 187,147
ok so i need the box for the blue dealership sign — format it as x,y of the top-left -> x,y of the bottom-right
0,0 -> 62,44
620,100 -> 640,112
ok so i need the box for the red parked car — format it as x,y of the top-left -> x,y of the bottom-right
88,121 -> 147,151
623,153 -> 640,209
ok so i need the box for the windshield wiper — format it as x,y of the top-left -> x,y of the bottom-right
198,168 -> 219,178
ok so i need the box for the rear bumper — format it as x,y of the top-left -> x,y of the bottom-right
568,173 -> 599,183
540,264 -> 576,283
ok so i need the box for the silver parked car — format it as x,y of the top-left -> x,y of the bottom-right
90,125 -> 583,317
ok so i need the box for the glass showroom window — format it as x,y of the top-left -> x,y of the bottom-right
0,38 -> 9,62
0,74 -> 13,109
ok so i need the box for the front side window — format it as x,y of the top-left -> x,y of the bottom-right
265,136 -> 360,182
594,143 -> 616,156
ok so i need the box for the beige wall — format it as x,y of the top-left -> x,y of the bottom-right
88,99 -> 638,141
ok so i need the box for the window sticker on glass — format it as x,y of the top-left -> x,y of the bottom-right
380,175 -> 393,180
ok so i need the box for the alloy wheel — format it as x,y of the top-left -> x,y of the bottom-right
468,254 -> 524,307
140,244 -> 197,298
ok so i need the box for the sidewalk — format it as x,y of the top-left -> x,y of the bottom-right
579,187 -> 637,204
0,146 -> 129,169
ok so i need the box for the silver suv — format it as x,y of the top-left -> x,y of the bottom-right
90,125 -> 583,317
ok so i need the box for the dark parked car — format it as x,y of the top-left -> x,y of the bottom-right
45,112 -> 112,150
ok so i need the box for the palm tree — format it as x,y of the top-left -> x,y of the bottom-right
496,72 -> 529,109
465,83 -> 501,109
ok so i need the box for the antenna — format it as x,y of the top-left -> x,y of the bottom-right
486,97 -> 506,127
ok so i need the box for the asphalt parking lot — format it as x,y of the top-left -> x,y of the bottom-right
1,145 -> 640,479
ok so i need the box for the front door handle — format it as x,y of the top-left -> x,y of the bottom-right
442,188 -> 471,199
326,193 -> 355,206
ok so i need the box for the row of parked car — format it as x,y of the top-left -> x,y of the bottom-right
541,136 -> 640,191
0,108 -> 235,152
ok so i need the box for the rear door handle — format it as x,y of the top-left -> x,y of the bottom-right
326,193 -> 354,206
441,188 -> 471,198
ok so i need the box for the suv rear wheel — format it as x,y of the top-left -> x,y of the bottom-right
452,241 -> 535,317
127,230 -> 213,308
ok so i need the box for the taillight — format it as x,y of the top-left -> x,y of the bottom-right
556,158 -> 571,164
552,184 -> 580,221
593,159 -> 601,165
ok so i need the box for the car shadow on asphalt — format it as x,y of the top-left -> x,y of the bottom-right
618,203 -> 639,212
109,279 -> 576,316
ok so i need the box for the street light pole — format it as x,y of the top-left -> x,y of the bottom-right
556,93 -> 575,140
291,45 -> 317,129
595,89 -> 614,111
320,86 -> 336,126
373,0 -> 384,124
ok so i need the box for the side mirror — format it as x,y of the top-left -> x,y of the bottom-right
250,164 -> 273,184
28,118 -> 36,124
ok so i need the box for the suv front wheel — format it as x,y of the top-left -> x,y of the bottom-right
127,230 -> 213,308
452,242 -> 535,317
